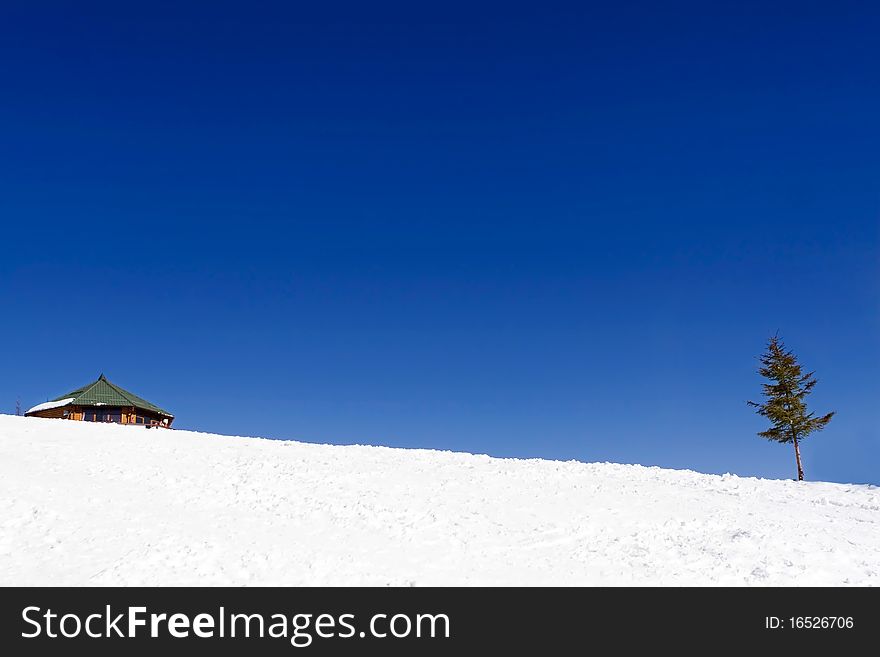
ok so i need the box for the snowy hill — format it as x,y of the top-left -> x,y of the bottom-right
1,414 -> 877,586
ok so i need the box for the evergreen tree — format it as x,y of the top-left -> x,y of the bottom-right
748,335 -> 834,481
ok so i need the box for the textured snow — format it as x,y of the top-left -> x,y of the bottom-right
0,414 -> 877,586
24,398 -> 74,414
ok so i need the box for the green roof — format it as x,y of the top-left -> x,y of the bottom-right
52,374 -> 173,417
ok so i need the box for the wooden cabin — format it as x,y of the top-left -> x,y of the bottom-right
25,374 -> 174,428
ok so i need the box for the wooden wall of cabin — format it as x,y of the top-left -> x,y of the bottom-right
122,408 -> 136,424
28,406 -> 170,426
28,407 -> 67,419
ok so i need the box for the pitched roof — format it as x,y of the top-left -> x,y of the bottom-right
44,374 -> 173,417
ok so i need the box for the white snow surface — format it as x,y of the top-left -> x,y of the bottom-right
24,398 -> 74,414
1,414 -> 878,586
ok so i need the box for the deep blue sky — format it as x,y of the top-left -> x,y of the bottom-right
1,1 -> 877,484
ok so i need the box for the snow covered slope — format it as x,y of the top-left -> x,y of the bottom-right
0,414 -> 877,586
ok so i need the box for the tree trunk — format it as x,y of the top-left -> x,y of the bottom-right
793,435 -> 804,481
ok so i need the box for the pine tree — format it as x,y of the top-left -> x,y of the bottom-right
748,335 -> 835,481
